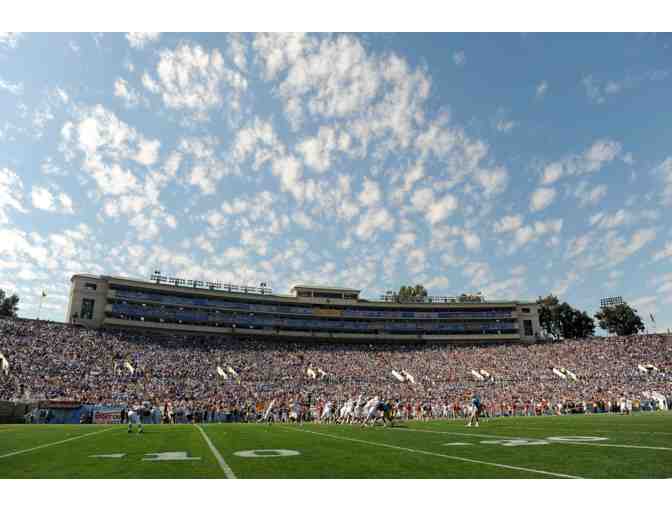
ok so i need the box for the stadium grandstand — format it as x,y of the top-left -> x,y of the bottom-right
65,272 -> 541,344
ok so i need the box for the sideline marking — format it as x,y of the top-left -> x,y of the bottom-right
0,427 -> 114,459
282,427 -> 581,479
194,425 -> 236,479
393,428 -> 672,451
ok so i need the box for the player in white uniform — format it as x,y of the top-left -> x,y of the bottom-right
344,398 -> 356,423
362,397 -> 381,427
321,401 -> 335,423
261,399 -> 276,425
289,399 -> 302,424
352,394 -> 366,424
127,404 -> 144,434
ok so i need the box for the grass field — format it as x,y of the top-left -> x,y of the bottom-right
1,412 -> 671,478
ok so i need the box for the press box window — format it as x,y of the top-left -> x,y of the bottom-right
81,298 -> 95,320
521,307 -> 531,313
523,319 -> 533,336
84,283 -> 97,291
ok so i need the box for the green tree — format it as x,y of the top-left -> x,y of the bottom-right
595,303 -> 645,336
0,289 -> 20,318
537,294 -> 561,339
397,285 -> 428,303
537,295 -> 595,339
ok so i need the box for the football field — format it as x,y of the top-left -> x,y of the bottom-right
1,413 -> 671,478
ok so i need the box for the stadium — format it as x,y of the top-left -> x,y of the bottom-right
1,28 -> 672,484
1,272 -> 671,479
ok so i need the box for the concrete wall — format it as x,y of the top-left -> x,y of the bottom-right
66,275 -> 108,328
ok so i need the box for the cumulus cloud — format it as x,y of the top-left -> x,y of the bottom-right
657,157 -> 672,205
354,207 -> 395,240
256,33 -> 430,149
0,32 -> 22,49
536,80 -> 548,98
0,168 -> 26,223
114,78 -> 143,108
572,181 -> 607,207
358,177 -> 382,207
453,51 -> 466,66
493,215 -> 523,233
0,78 -> 24,95
143,42 -> 247,117
126,32 -> 160,49
296,126 -> 337,173
653,241 -> 672,262
530,187 -> 556,211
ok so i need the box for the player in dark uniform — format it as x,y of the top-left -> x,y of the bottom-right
467,395 -> 482,427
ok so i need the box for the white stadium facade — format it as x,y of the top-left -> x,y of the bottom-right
66,273 -> 541,344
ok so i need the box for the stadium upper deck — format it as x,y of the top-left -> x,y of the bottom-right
66,274 -> 540,344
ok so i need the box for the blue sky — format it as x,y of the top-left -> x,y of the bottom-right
0,32 -> 671,332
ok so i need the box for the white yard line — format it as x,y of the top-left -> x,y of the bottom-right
282,427 -> 582,479
392,427 -> 672,451
0,427 -> 114,459
194,424 -> 236,479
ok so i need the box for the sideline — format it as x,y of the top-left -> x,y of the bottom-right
194,424 -> 236,479
0,427 -> 114,459
282,426 -> 582,479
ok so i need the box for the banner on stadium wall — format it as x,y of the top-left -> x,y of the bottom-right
553,368 -> 566,380
314,309 -> 341,317
39,400 -> 82,409
93,407 -> 124,424
471,369 -> 484,381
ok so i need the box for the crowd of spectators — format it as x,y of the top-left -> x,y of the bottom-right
1,318 -> 670,419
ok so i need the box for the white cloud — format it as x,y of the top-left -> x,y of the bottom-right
657,157 -> 672,205
358,177 -> 382,207
134,138 -> 160,166
296,126 -> 336,173
58,193 -> 74,213
602,228 -> 656,267
453,51 -> 466,66
271,155 -> 304,201
227,33 -> 247,72
536,80 -> 548,98
474,167 -> 508,196
126,32 -> 160,49
145,43 -> 247,116
530,187 -> 556,211
493,215 -> 523,233
426,275 -> 449,289
257,33 -> 430,149
410,187 -> 458,225
462,231 -> 481,252
114,78 -> 142,108
583,71 -> 669,104
0,168 -> 26,223
653,241 -> 672,262
354,207 -> 395,240
0,32 -> 22,49
582,75 -> 605,104
30,187 -> 55,211
572,181 -> 607,207
541,162 -> 563,185
0,78 -> 23,95
495,119 -> 517,133
426,194 -> 458,224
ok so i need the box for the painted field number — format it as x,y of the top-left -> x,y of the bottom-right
234,449 -> 300,458
143,451 -> 201,461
